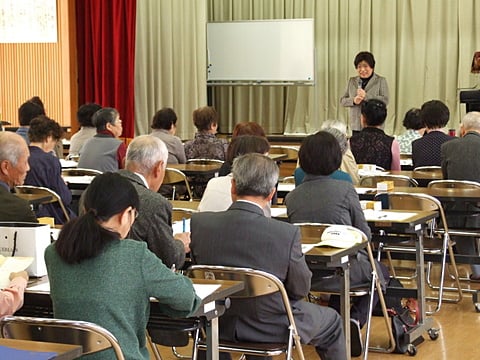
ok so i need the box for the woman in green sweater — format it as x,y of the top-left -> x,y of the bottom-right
45,172 -> 201,360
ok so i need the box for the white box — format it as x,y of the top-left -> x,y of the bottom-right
0,222 -> 51,276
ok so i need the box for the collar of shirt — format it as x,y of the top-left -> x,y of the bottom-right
96,129 -> 115,137
134,172 -> 149,188
0,180 -> 10,191
236,199 -> 264,211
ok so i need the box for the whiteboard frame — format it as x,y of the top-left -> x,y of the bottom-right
207,19 -> 315,84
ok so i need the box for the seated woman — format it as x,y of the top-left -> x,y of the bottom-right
45,172 -> 201,360
184,106 -> 228,160
411,100 -> 455,168
350,99 -> 401,170
396,108 -> 425,154
294,128 -> 353,186
285,131 -> 388,356
198,135 -> 271,215
0,271 -> 29,317
150,107 -> 186,164
24,115 -> 75,224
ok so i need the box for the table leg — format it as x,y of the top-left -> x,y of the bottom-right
341,266 -> 351,360
205,317 -> 219,360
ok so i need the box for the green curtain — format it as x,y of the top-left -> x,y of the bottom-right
134,0 -> 480,138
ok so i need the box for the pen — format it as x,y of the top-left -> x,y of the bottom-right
378,214 -> 388,219
182,218 -> 186,232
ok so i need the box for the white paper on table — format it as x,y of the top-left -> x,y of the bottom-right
193,284 -> 221,300
400,159 -> 413,166
363,210 -> 417,221
277,183 -> 295,192
301,244 -> 315,254
172,218 -> 190,234
26,281 -> 51,292
59,159 -> 78,168
355,187 -> 376,195
358,169 -> 390,177
270,207 -> 287,217
0,256 -> 34,289
62,175 -> 94,184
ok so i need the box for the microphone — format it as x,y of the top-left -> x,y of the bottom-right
358,78 -> 363,89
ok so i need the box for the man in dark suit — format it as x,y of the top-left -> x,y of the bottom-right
190,153 -> 346,360
441,111 -> 480,279
0,132 -> 37,222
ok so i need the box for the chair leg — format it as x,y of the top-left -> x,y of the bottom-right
147,332 -> 164,360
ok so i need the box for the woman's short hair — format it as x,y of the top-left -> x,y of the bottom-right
151,107 -> 177,130
226,135 -> 270,163
232,122 -> 266,138
354,51 -> 376,69
192,106 -> 218,131
77,103 -> 102,127
18,101 -> 45,126
28,115 -> 63,143
55,172 -> 139,264
361,99 -> 387,126
402,108 -> 423,130
420,100 -> 450,129
92,107 -> 120,131
299,131 -> 342,176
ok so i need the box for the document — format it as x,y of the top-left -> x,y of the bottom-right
363,210 -> 417,221
193,284 -> 221,300
0,255 -> 33,288
62,175 -> 94,184
26,281 -> 50,292
172,218 -> 191,234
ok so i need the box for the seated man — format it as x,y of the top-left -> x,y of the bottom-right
190,153 -> 346,360
119,135 -> 190,268
441,111 -> 480,280
0,132 -> 37,222
78,107 -> 126,172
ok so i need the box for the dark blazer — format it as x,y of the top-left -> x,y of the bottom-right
441,131 -> 480,181
190,201 -> 311,342
412,130 -> 455,168
0,183 -> 37,222
118,170 -> 186,268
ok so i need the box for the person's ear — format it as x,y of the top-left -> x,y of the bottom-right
265,187 -> 276,202
230,178 -> 237,202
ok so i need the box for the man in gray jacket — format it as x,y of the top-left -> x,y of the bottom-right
119,135 -> 190,268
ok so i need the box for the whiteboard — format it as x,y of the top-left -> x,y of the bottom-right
207,19 -> 315,83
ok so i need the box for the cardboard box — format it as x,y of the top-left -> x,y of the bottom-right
376,181 -> 394,191
360,200 -> 382,210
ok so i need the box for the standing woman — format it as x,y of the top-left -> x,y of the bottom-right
45,172 -> 201,360
340,51 -> 389,133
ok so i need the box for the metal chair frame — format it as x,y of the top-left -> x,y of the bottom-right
0,315 -> 125,359
61,168 -> 103,177
186,158 -> 224,165
360,174 -> 419,187
163,168 -> 193,201
14,185 -> 71,222
294,223 -> 395,357
374,192 -> 463,314
187,265 -> 306,360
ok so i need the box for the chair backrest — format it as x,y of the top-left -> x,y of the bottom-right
186,158 -> 224,165
14,185 -> 70,222
413,166 -> 442,173
428,179 -> 480,190
0,316 -> 125,359
163,168 -> 193,200
269,146 -> 299,161
61,168 -> 103,177
293,222 -> 368,242
282,176 -> 295,184
360,174 -> 418,187
374,191 -> 448,232
172,207 -> 198,222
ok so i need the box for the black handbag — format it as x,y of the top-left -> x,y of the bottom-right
388,306 -> 417,354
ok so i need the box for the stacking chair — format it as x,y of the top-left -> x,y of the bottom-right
172,208 -> 198,222
295,223 -> 395,357
163,168 -> 193,201
0,316 -> 125,359
412,166 -> 443,186
269,146 -> 299,181
14,185 -> 71,222
187,265 -> 306,360
186,158 -> 224,165
61,168 -> 103,177
360,174 -> 419,187
373,192 -> 463,314
413,166 -> 442,173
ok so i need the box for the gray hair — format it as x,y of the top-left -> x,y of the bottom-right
232,153 -> 278,198
125,135 -> 168,174
321,119 -> 348,135
322,127 -> 348,155
462,111 -> 480,131
92,107 -> 119,131
0,132 -> 27,166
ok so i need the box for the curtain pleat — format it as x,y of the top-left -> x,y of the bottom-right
75,0 -> 136,138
